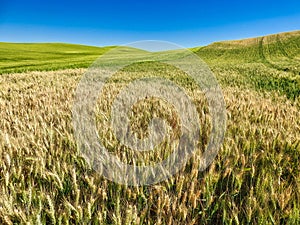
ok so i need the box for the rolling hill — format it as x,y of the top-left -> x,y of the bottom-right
0,42 -> 113,74
0,43 -> 146,74
1,31 -> 299,101
1,30 -> 300,74
196,30 -> 300,69
195,30 -> 300,100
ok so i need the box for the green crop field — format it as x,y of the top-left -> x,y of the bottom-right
0,42 -> 148,74
0,31 -> 300,224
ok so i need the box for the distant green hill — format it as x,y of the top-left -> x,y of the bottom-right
196,30 -> 300,71
195,30 -> 300,100
0,42 -> 116,74
1,31 -> 299,99
1,31 -> 300,74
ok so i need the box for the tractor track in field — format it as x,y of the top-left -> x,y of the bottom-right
258,37 -> 281,71
258,37 -> 300,74
276,35 -> 300,63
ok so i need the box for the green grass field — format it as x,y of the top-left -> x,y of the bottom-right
0,31 -> 300,224
195,30 -> 300,100
0,42 -> 148,74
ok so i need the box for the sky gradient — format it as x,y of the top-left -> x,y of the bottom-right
0,0 -> 300,47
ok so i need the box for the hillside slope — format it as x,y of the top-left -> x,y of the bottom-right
0,42 -> 116,74
1,31 -> 299,99
197,30 -> 300,69
195,30 -> 300,100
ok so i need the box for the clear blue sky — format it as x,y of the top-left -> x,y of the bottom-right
0,0 -> 300,47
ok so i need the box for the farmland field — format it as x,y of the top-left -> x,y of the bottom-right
0,31 -> 300,224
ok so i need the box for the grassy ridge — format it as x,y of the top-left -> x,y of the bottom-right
195,31 -> 300,100
1,30 -> 300,73
0,42 -> 150,74
1,31 -> 299,100
196,30 -> 300,65
0,42 -> 115,74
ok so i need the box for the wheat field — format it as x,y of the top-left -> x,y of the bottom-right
0,63 -> 299,224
